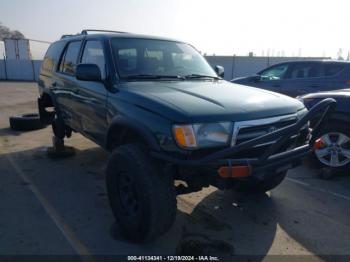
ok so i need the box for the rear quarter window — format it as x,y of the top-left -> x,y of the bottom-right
58,41 -> 82,76
41,41 -> 66,73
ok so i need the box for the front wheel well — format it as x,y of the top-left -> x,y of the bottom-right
106,126 -> 150,151
38,93 -> 56,124
40,93 -> 54,107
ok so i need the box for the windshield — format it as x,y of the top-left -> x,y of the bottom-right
111,38 -> 217,79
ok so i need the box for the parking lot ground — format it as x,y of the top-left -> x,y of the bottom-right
0,82 -> 350,260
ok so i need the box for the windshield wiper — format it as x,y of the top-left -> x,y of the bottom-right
183,74 -> 221,80
124,74 -> 184,80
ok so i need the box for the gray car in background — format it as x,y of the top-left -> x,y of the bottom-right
232,60 -> 350,97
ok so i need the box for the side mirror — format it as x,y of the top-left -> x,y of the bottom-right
76,64 -> 101,81
214,65 -> 225,78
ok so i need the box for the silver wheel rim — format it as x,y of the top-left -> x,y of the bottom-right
315,132 -> 350,167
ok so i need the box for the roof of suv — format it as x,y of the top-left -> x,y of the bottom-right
59,30 -> 183,43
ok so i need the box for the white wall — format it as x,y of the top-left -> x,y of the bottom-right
0,60 -> 41,81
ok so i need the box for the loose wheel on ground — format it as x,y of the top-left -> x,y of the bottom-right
9,113 -> 45,131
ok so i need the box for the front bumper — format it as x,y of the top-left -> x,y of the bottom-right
152,98 -> 336,180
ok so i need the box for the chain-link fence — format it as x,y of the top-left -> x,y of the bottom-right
29,39 -> 50,60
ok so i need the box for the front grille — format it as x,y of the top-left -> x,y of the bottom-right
232,114 -> 298,146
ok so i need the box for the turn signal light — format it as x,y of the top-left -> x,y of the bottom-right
218,165 -> 251,178
173,125 -> 197,148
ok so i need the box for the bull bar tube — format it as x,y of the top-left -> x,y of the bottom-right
151,98 -> 337,178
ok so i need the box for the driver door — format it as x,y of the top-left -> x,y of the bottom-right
254,63 -> 291,93
73,40 -> 108,144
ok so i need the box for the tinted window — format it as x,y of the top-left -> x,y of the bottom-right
111,38 -> 216,78
42,41 -> 65,72
260,64 -> 289,80
81,40 -> 106,79
288,63 -> 323,79
59,41 -> 82,75
325,64 -> 345,76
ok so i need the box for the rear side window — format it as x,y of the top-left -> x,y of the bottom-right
325,64 -> 345,76
287,63 -> 323,79
42,41 -> 65,73
81,40 -> 106,79
59,41 -> 82,75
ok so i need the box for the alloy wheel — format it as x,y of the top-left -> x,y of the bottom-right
315,132 -> 350,167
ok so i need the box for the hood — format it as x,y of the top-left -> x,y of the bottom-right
118,80 -> 305,123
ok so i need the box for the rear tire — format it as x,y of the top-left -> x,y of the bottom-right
233,171 -> 287,193
106,144 -> 176,243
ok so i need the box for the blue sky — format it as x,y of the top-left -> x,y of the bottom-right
1,0 -> 350,58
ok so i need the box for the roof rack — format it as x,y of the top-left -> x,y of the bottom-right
60,29 -> 128,39
81,29 -> 128,35
60,34 -> 75,39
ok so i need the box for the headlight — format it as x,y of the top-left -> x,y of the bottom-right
173,122 -> 233,149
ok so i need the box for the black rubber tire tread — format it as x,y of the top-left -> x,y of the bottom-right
9,113 -> 45,131
307,122 -> 350,170
106,143 -> 176,243
234,171 -> 287,193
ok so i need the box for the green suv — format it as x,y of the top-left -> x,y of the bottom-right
37,29 -> 335,242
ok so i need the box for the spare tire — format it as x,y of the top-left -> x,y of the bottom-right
9,113 -> 45,131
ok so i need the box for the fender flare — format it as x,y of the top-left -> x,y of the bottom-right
106,116 -> 161,151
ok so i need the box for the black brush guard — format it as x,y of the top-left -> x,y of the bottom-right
152,98 -> 337,178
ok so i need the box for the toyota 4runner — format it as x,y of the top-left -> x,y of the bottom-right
37,29 -> 335,242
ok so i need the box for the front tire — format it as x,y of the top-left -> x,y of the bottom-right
106,144 -> 176,243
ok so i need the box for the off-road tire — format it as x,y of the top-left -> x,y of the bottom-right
234,171 -> 287,193
9,113 -> 45,131
106,143 -> 177,243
